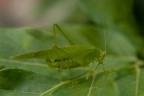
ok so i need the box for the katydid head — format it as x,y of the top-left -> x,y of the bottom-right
97,51 -> 106,64
94,48 -> 106,65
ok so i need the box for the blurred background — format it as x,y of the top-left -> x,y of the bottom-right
0,0 -> 143,28
0,0 -> 78,27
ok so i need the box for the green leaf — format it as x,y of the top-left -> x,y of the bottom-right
0,69 -> 117,96
0,28 -> 53,59
0,24 -> 144,96
0,69 -> 59,96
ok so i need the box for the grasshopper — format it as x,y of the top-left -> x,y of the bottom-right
11,24 -> 106,70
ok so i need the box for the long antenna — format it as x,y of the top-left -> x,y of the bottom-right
106,27 -> 115,54
103,23 -> 107,53
103,21 -> 115,55
53,24 -> 57,48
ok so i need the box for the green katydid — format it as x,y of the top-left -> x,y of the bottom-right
11,24 -> 106,70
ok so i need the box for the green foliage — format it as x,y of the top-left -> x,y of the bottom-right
0,0 -> 144,96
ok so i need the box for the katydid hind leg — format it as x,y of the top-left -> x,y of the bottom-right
54,24 -> 75,45
52,24 -> 58,48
